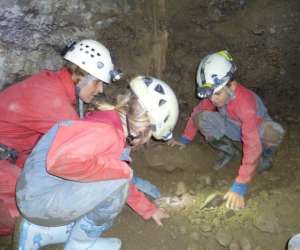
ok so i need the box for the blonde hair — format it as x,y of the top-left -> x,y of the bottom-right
90,90 -> 152,147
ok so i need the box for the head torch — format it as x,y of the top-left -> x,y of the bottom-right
197,86 -> 215,99
110,69 -> 123,82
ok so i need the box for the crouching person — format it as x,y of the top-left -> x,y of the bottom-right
15,76 -> 179,250
169,51 -> 285,210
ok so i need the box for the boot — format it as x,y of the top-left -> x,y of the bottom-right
64,216 -> 121,250
256,147 -> 274,173
207,136 -> 240,170
18,218 -> 74,250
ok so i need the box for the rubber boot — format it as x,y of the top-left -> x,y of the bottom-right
64,216 -> 121,250
256,147 -> 274,173
18,218 -> 74,250
207,136 -> 240,170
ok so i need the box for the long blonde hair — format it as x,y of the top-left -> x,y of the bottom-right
89,90 -> 152,147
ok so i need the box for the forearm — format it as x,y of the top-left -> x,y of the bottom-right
126,184 -> 158,220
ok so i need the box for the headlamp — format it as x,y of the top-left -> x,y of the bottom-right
110,69 -> 123,82
163,131 -> 173,141
197,86 -> 215,99
61,40 -> 76,56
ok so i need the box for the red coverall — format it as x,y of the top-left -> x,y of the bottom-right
83,111 -> 158,220
0,69 -> 78,235
181,83 -> 263,185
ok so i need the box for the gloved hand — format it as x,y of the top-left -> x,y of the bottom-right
131,176 -> 161,200
167,139 -> 187,149
224,181 -> 247,210
151,208 -> 169,226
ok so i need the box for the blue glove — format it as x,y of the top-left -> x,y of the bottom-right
131,176 -> 161,200
179,136 -> 191,145
230,181 -> 247,196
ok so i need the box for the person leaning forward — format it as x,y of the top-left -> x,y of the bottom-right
15,76 -> 179,250
168,50 -> 285,210
0,39 -> 121,235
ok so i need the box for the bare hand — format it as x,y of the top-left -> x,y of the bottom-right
151,208 -> 170,226
224,191 -> 245,210
166,139 -> 186,150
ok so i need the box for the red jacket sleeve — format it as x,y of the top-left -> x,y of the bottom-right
46,121 -> 132,182
182,99 -> 216,141
126,183 -> 158,220
234,98 -> 262,184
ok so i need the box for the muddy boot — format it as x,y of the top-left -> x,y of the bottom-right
256,147 -> 274,173
207,136 -> 240,170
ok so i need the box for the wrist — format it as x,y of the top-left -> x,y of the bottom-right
179,136 -> 191,145
230,181 -> 247,196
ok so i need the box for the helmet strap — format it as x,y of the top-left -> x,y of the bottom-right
77,74 -> 98,90
224,86 -> 236,103
125,115 -> 141,146
75,88 -> 85,119
78,99 -> 85,119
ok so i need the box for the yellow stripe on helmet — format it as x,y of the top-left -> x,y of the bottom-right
201,83 -> 214,88
217,50 -> 233,61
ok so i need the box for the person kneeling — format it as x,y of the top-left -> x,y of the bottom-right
16,76 -> 179,250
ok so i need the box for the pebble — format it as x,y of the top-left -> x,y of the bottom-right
187,243 -> 200,250
252,25 -> 265,35
206,238 -> 221,250
240,237 -> 251,250
212,217 -> 221,226
254,211 -> 282,233
176,181 -> 187,196
229,240 -> 241,250
190,231 -> 200,241
269,27 -> 276,34
216,230 -> 233,247
196,175 -> 212,186
179,225 -> 187,234
199,223 -> 213,232
225,210 -> 235,219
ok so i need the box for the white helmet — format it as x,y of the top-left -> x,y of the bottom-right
196,50 -> 237,98
64,39 -> 121,84
129,76 -> 179,141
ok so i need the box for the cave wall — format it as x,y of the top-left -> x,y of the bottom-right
0,0 -> 141,88
1,0 -> 299,123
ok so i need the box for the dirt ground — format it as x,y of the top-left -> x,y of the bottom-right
1,0 -> 300,249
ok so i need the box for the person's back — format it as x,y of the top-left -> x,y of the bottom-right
15,75 -> 179,250
0,69 -> 78,166
0,38 -> 120,235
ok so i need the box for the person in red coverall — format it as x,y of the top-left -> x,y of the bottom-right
168,50 -> 285,210
15,76 -> 179,250
0,39 -> 122,235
